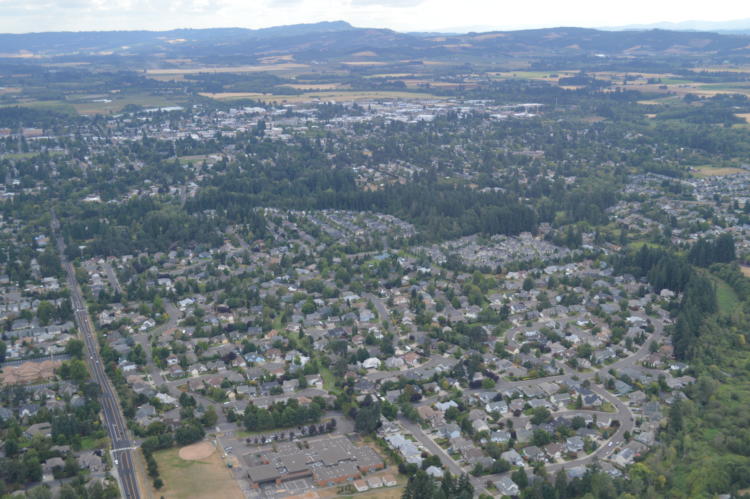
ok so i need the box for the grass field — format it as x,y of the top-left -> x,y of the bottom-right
712,276 -> 740,316
152,445 -> 243,499
319,366 -> 341,394
201,90 -> 442,103
741,266 -> 750,278
147,63 -> 309,75
257,90 -> 442,103
0,100 -> 77,114
329,488 -> 404,499
178,154 -> 216,165
283,83 -> 344,90
693,166 -> 746,177
71,94 -> 184,115
79,436 -> 106,451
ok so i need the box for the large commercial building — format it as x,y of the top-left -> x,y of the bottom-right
245,436 -> 384,489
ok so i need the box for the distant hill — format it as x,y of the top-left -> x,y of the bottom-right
0,21 -> 356,55
1,21 -> 749,64
602,18 -> 750,33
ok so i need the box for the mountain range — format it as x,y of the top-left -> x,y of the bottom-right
2,21 -> 750,64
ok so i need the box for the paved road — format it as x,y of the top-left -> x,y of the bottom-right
103,261 -> 123,295
399,417 -> 481,485
53,213 -> 141,499
364,293 -> 389,322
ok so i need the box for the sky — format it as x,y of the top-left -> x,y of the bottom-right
0,0 -> 749,34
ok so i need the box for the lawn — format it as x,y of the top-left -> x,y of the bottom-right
319,366 -> 341,394
151,445 -> 243,499
79,436 -> 106,451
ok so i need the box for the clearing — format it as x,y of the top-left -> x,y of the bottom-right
152,442 -> 243,499
693,166 -> 746,177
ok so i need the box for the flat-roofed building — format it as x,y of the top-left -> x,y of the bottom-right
244,436 -> 384,489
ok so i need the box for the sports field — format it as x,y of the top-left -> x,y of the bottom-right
152,442 -> 243,499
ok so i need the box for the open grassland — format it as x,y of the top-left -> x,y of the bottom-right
488,68 -> 750,99
203,90 -> 443,103
71,94 -> 184,115
146,63 -> 310,75
693,166 -> 747,178
692,65 -> 750,73
282,83 -> 345,90
199,92 -> 267,100
711,275 -> 741,315
2,93 -> 184,115
152,445 -> 243,499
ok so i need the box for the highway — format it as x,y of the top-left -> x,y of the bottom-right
52,214 -> 141,499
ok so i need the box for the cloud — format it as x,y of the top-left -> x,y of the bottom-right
349,0 -> 424,6
265,0 -> 305,5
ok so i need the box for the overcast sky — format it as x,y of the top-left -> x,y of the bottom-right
1,0 -> 748,34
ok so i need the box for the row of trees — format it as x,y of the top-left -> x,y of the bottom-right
242,398 -> 324,432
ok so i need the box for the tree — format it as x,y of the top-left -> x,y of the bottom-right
65,339 -> 84,359
0,340 -> 6,363
530,407 -> 552,425
355,401 -> 381,434
37,301 -> 56,326
175,423 -> 204,446
201,406 -> 218,428
58,359 -> 88,384
512,468 -> 528,489
402,470 -> 436,499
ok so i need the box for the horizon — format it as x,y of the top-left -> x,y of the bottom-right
1,0 -> 749,35
3,17 -> 750,37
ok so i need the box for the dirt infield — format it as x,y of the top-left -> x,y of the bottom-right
178,441 -> 215,461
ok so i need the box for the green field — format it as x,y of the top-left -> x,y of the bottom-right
152,446 -> 243,499
712,276 -> 740,316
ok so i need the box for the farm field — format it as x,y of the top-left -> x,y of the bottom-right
146,63 -> 310,75
201,90 -> 443,103
151,442 -> 243,499
693,166 -> 747,177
